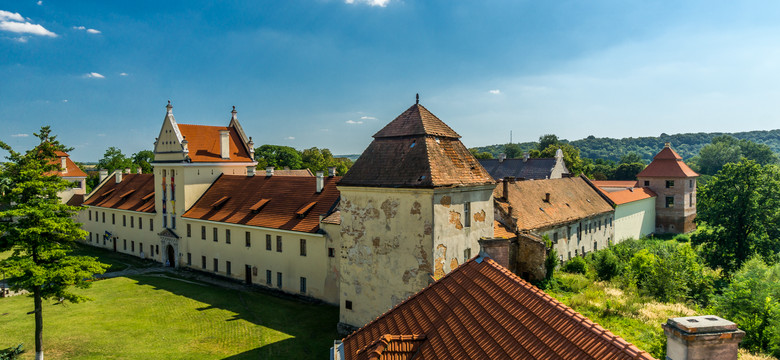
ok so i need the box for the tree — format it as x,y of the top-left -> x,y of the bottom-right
254,145 -> 303,170
692,160 -> 780,274
503,143 -> 523,158
469,149 -> 493,159
132,150 -> 155,174
97,147 -> 132,174
532,143 -> 589,176
538,134 -> 561,152
0,127 -> 109,360
619,152 -> 644,165
695,135 -> 779,175
613,162 -> 645,180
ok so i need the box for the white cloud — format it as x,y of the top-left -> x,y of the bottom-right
0,18 -> 57,37
11,133 -> 29,137
86,28 -> 100,34
119,72 -> 128,76
62,99 -> 68,103
73,25 -> 85,30
360,116 -> 376,120
345,0 -> 390,7
96,133 -> 106,137
285,136 -> 295,140
489,89 -> 501,94
85,72 -> 105,78
14,36 -> 28,43
0,10 -> 24,22
345,120 -> 364,124
37,1 -> 42,5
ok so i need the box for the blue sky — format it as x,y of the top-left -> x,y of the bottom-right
2,0 -> 780,161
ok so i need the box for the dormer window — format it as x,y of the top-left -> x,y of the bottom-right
249,198 -> 270,213
295,201 -> 317,218
210,196 -> 230,209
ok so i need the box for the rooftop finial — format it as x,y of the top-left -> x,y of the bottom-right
416,93 -> 419,105
664,142 -> 671,148
231,105 -> 237,120
166,100 -> 172,114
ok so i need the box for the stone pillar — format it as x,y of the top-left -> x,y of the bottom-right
663,315 -> 744,360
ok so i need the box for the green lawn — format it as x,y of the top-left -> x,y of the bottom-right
70,243 -> 156,272
0,273 -> 340,359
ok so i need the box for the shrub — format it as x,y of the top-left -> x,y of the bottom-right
562,257 -> 588,274
0,343 -> 24,360
673,233 -> 690,243
593,249 -> 621,281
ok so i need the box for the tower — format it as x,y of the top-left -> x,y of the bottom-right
336,99 -> 496,330
636,143 -> 698,234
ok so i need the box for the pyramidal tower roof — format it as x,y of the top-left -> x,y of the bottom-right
637,142 -> 699,178
339,97 -> 494,188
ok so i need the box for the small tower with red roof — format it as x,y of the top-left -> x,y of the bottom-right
636,143 -> 698,234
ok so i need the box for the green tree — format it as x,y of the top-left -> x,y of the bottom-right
254,145 -> 303,170
469,149 -> 493,159
612,162 -> 645,180
97,147 -> 133,174
714,257 -> 780,356
533,143 -> 589,176
538,134 -> 561,151
0,127 -> 109,360
132,150 -> 155,174
692,160 -> 780,274
619,152 -> 644,165
504,143 -> 523,158
697,136 -> 743,175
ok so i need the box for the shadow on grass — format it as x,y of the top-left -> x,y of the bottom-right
127,273 -> 338,360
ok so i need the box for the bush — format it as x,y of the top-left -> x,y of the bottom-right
562,257 -> 588,274
593,249 -> 621,281
0,343 -> 24,360
673,233 -> 690,243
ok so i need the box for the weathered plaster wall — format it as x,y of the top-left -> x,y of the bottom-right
544,212 -> 614,261
614,197 -> 656,241
337,186 -> 435,328
432,185 -> 495,278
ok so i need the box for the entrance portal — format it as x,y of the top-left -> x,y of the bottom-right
166,245 -> 175,267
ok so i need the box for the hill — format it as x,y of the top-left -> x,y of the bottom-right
472,129 -> 780,162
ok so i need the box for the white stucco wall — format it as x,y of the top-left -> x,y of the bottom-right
614,197 -> 656,242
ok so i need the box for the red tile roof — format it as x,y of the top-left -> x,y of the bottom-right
636,144 -> 698,178
182,175 -> 340,233
321,210 -> 341,225
83,174 -> 155,213
596,187 -> 657,205
339,256 -> 654,360
273,169 -> 314,176
354,334 -> 427,360
590,180 -> 640,189
66,194 -> 84,206
340,104 -> 494,188
48,151 -> 87,178
496,177 -> 613,231
177,124 -> 253,163
494,220 -> 516,239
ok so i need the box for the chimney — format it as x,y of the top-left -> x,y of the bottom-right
328,166 -> 336,177
665,142 -> 672,148
544,193 -> 550,202
555,148 -> 563,160
316,171 -> 324,193
115,171 -> 122,184
182,136 -> 189,155
137,168 -> 142,174
124,168 -> 131,174
502,178 -> 509,201
523,153 -> 529,162
478,238 -> 510,269
247,166 -> 255,177
663,315 -> 743,360
99,169 -> 108,183
266,167 -> 274,177
60,157 -> 67,172
248,136 -> 255,160
498,153 -> 506,163
219,130 -> 230,159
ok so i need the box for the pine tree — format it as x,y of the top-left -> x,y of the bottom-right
0,126 -> 108,360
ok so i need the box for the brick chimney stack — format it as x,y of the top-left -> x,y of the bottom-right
61,157 -> 67,172
247,166 -> 255,177
316,171 -> 324,193
478,238 -> 510,269
266,167 -> 274,177
663,315 -> 744,360
498,153 -> 506,163
115,171 -> 122,184
99,169 -> 108,183
328,166 -> 336,177
219,130 -> 230,159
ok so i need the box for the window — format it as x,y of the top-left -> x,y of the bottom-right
187,253 -> 191,266
300,277 -> 307,293
131,241 -> 135,252
201,226 -> 206,240
266,270 -> 272,285
130,216 -> 134,228
226,229 -> 231,244
245,232 -> 251,247
276,236 -> 282,252
553,232 -> 558,243
150,245 -> 154,257
300,239 -> 306,256
139,217 -> 142,229
594,241 -> 598,251
171,216 -> 176,229
345,300 -> 353,310
266,235 -> 272,250
149,219 -> 153,231
123,239 -> 127,250
598,220 -> 601,231
328,247 -> 335,258
89,211 -> 92,221
187,224 -> 191,237
689,179 -> 693,188
201,256 -> 206,269
463,202 -> 471,227
213,258 -> 219,273
140,243 -> 143,254
277,272 -> 282,288
123,215 -> 126,227
666,180 -> 675,188
102,212 -> 105,223
155,245 -> 159,255
112,213 -> 115,224
464,248 -> 471,262
213,228 -> 218,242
163,215 -> 167,228
689,193 -> 693,206
666,196 -> 674,208
226,261 -> 231,276
644,180 -> 650,187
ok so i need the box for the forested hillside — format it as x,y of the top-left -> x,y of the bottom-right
473,129 -> 780,162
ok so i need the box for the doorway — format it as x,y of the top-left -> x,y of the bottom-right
166,245 -> 175,267
245,265 -> 252,285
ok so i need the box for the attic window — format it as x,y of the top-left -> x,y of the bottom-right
434,137 -> 440,144
418,175 -> 426,182
211,196 -> 230,208
295,201 -> 317,218
141,192 -> 155,201
249,198 -> 270,213
410,141 -> 416,148
119,189 -> 136,198
102,188 -> 116,197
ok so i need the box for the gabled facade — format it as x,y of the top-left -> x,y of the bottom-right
336,100 -> 497,330
591,180 -> 657,241
636,143 -> 698,234
479,149 -> 569,181
50,151 -> 87,205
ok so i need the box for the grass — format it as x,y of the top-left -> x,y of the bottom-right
0,259 -> 340,359
70,243 -> 155,272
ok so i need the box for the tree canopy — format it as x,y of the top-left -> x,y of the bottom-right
132,150 -> 155,174
97,146 -> 133,174
254,145 -> 353,176
0,126 -> 108,360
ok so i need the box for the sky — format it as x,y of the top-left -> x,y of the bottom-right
2,0 -> 780,162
